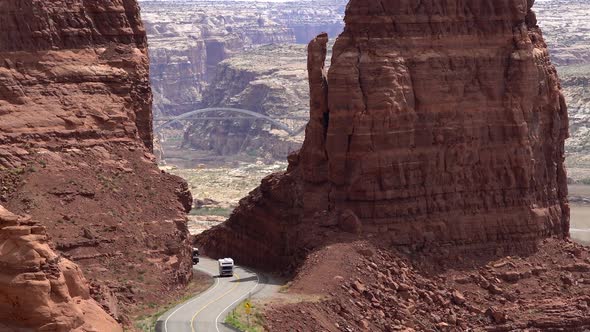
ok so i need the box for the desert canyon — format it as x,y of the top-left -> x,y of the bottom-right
0,0 -> 192,330
1,0 -> 590,331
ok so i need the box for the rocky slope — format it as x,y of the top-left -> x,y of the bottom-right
266,239 -> 590,331
0,0 -> 192,327
197,0 -> 569,269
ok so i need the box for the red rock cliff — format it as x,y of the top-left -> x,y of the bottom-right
198,0 -> 569,269
0,0 -> 152,150
0,0 -> 193,325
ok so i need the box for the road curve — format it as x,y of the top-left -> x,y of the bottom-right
156,257 -> 260,332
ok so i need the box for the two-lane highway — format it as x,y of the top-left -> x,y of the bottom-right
157,258 -> 260,332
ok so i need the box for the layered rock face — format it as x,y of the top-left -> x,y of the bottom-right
142,1 -> 303,117
143,1 -> 347,161
0,206 -> 121,332
532,0 -> 590,177
0,0 -> 192,324
182,44 -> 310,159
562,73 -> 590,165
536,0 -> 590,176
535,0 -> 590,66
198,0 -> 570,269
149,36 -> 208,117
0,0 -> 153,150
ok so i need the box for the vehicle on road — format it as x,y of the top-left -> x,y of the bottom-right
218,258 -> 234,277
192,248 -> 200,265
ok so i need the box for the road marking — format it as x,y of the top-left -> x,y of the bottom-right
164,266 -> 220,332
191,272 -> 241,332
214,268 -> 260,332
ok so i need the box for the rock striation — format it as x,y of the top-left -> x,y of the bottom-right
562,72 -> 590,167
198,0 -> 570,269
0,0 -> 154,151
531,0 -> 590,177
142,0 -> 345,118
0,206 -> 122,332
182,44 -> 310,159
535,0 -> 590,66
0,0 -> 192,324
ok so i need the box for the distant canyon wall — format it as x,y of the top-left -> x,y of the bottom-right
535,0 -> 590,66
142,1 -> 345,118
534,0 -> 590,173
145,13 -> 295,116
181,44 -> 310,160
145,0 -> 590,165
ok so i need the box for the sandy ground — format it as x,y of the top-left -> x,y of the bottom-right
160,150 -> 289,237
162,161 -> 287,210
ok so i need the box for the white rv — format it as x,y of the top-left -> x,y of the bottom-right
218,258 -> 234,277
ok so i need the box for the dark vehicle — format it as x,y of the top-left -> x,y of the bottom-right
192,248 -> 200,265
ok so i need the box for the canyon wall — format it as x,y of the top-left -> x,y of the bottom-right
142,1 -> 304,117
142,1 -> 346,160
533,0 -> 590,179
270,2 -> 346,43
535,0 -> 590,66
562,73 -> 590,164
182,44 -> 309,159
198,0 -> 570,269
147,0 -> 590,165
0,0 -> 192,327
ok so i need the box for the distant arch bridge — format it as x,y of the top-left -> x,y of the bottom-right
154,107 -> 308,136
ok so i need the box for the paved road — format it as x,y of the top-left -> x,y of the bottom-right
156,258 -> 260,332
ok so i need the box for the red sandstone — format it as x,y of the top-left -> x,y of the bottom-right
198,0 -> 569,270
0,0 -> 192,328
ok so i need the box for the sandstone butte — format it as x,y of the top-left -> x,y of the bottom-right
198,0 -> 570,270
0,0 -> 192,329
